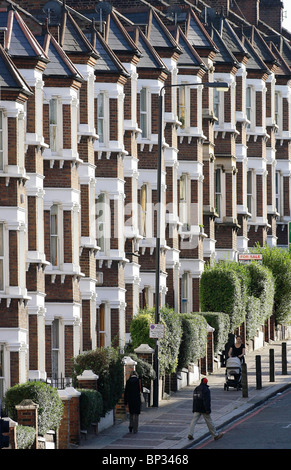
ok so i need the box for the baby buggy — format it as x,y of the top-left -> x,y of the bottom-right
224,357 -> 242,391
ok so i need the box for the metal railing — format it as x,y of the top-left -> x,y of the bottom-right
29,375 -> 73,390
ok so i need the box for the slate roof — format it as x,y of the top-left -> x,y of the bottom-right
89,27 -> 129,77
0,9 -> 47,60
242,26 -> 278,68
122,7 -> 181,54
36,30 -> 83,80
104,10 -> 141,57
147,8 -> 181,52
185,9 -> 218,53
214,17 -> 249,60
127,25 -> 166,70
0,44 -> 31,93
266,34 -> 291,71
237,30 -> 271,75
269,41 -> 291,78
169,25 -> 207,69
59,10 -> 99,59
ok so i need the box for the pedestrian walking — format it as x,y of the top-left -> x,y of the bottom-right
124,370 -> 142,434
188,378 -> 224,441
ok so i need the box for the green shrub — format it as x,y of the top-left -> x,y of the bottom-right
124,353 -> 156,381
16,425 -> 36,449
72,347 -> 124,416
158,306 -> 182,374
129,310 -> 155,350
178,313 -> 208,368
78,389 -> 103,430
251,244 -> 291,325
200,264 -> 245,331
129,306 -> 182,375
201,312 -> 230,356
4,381 -> 64,436
245,262 -> 274,325
245,296 -> 261,340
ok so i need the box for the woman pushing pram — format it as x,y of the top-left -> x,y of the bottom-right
224,336 -> 245,391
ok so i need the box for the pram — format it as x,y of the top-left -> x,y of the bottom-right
224,356 -> 242,391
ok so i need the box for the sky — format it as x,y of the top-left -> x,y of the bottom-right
283,0 -> 291,32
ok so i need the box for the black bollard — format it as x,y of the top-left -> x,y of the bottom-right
282,342 -> 287,375
241,362 -> 248,397
269,348 -> 275,382
256,355 -> 262,390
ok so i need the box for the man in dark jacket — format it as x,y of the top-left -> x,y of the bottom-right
124,370 -> 141,433
188,378 -> 224,441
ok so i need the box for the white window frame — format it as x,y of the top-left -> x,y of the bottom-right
96,91 -> 109,146
0,109 -> 7,172
181,272 -> 192,313
215,168 -> 222,219
0,223 -> 5,292
50,204 -> 63,268
178,83 -> 190,130
274,91 -> 282,135
247,170 -> 255,219
140,183 -> 147,238
49,97 -> 62,154
246,85 -> 256,131
51,318 -> 64,380
140,87 -> 151,139
96,192 -> 110,254
179,174 -> 191,231
18,111 -> 25,173
275,170 -> 281,215
71,97 -> 79,156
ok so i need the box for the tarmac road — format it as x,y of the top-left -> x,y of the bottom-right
193,386 -> 291,449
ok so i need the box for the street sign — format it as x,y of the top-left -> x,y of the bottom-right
149,323 -> 164,339
238,253 -> 262,263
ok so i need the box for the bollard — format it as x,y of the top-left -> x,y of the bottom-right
269,348 -> 275,382
256,355 -> 262,390
282,342 -> 287,375
241,362 -> 248,398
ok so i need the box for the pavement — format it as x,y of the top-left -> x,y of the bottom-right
77,339 -> 291,450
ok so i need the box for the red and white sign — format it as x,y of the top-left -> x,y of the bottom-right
238,254 -> 262,261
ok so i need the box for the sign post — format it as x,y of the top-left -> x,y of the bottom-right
288,221 -> 291,250
149,323 -> 165,339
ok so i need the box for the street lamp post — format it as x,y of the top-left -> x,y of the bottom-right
153,80 -> 229,407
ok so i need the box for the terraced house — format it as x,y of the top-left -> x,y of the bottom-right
0,0 -> 290,398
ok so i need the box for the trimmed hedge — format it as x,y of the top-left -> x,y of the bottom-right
246,296 -> 261,340
129,307 -> 182,375
251,244 -> 291,325
245,262 -> 275,326
78,389 -> 103,430
201,312 -> 230,356
124,353 -> 156,381
178,313 -> 208,369
72,347 -> 124,417
200,264 -> 245,331
4,381 -> 64,436
200,259 -> 275,338
16,425 -> 36,449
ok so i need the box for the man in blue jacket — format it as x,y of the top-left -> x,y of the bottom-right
188,378 -> 224,441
